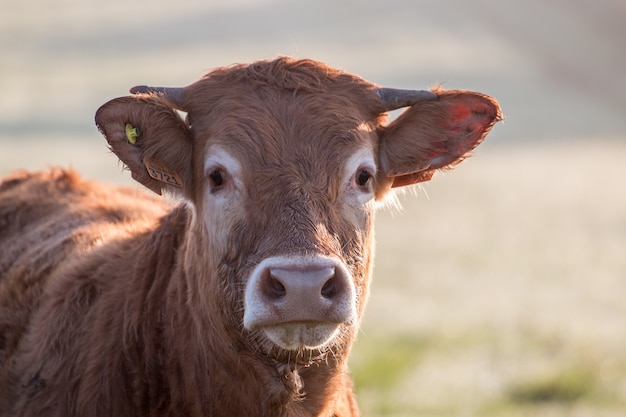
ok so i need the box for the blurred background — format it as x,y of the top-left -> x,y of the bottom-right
1,0 -> 625,415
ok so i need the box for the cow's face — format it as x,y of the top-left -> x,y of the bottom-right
95,58 -> 501,363
187,88 -> 382,358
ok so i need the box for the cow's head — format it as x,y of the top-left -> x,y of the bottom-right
96,58 -> 500,365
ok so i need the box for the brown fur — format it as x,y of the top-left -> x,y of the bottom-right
0,58 -> 500,416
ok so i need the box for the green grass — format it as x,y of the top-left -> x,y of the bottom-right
350,332 -> 446,414
351,334 -> 429,391
352,325 -> 626,416
349,332 -> 436,416
507,366 -> 594,404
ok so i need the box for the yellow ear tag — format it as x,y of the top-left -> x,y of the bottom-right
125,123 -> 140,145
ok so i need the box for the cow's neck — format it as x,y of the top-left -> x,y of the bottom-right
146,205 -> 358,416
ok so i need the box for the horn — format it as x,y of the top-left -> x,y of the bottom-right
376,88 -> 437,111
129,85 -> 185,106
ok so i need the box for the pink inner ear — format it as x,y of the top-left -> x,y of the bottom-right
390,115 -> 489,188
442,97 -> 501,158
449,97 -> 497,129
449,105 -> 473,126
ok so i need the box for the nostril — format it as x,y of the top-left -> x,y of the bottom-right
265,274 -> 286,300
321,276 -> 338,299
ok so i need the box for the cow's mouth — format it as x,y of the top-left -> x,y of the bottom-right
262,321 -> 340,351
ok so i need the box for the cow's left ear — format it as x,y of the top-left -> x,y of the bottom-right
379,89 -> 501,188
95,95 -> 193,196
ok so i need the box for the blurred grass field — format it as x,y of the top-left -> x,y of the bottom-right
2,0 -> 625,415
352,139 -> 626,416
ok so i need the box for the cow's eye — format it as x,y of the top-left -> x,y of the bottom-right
208,168 -> 226,189
356,169 -> 373,189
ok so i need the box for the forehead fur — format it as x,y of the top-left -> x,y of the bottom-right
184,58 -> 385,186
192,57 -> 376,95
183,58 -> 386,124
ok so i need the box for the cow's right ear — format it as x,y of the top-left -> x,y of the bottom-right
95,95 -> 193,196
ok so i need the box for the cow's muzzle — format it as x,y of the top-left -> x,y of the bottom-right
243,256 -> 357,350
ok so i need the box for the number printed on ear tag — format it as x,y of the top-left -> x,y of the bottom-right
144,161 -> 184,188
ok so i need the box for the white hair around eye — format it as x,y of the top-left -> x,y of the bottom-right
203,146 -> 245,195
344,147 -> 376,206
202,145 -> 245,249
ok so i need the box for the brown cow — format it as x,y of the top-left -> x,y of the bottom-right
0,57 -> 500,416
